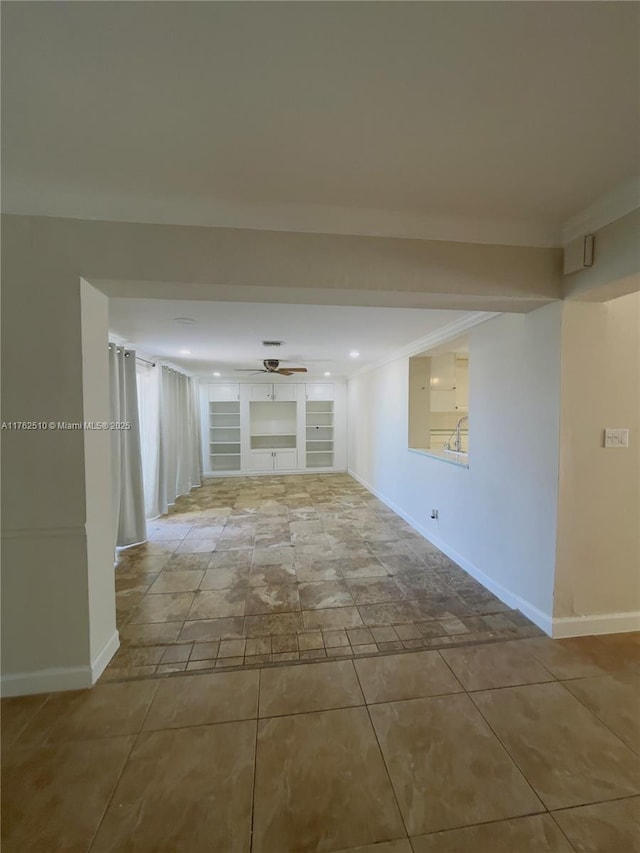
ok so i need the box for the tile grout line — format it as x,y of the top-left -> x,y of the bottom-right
85,679 -> 161,852
350,658 -> 412,845
249,668 -> 261,853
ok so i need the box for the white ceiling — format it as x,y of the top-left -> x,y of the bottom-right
108,299 -> 480,378
3,2 -> 638,246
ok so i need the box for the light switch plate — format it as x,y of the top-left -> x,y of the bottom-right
603,428 -> 629,448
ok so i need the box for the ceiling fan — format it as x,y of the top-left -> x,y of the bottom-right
235,359 -> 308,377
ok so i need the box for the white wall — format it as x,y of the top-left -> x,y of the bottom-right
554,292 -> 640,629
80,280 -> 119,670
348,304 -> 563,630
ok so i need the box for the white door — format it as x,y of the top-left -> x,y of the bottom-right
209,383 -> 240,402
273,449 -> 297,470
272,383 -> 299,402
306,383 -> 334,401
250,384 -> 273,401
249,450 -> 274,471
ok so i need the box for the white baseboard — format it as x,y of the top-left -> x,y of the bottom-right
1,665 -> 92,697
551,612 -> 640,638
348,468 -> 554,636
1,630 -> 120,698
91,630 -> 120,683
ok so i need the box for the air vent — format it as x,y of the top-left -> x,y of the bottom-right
262,340 -> 285,347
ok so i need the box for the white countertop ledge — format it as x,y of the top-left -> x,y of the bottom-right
409,448 -> 470,468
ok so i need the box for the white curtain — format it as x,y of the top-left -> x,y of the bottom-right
136,363 -> 202,519
109,345 -> 147,548
136,360 -> 162,519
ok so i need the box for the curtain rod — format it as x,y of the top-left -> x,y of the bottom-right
108,344 -> 156,367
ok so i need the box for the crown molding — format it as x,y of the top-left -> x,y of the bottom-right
2,182 -> 560,248
561,177 -> 640,246
348,311 -> 498,380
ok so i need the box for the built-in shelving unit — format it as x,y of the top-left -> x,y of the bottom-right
249,400 -> 297,470
306,400 -> 334,468
209,401 -> 241,471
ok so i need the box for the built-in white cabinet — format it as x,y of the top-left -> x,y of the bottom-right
305,383 -> 334,401
250,383 -> 299,402
201,380 -> 345,475
250,449 -> 297,471
306,400 -> 334,468
429,355 -> 468,413
209,383 -> 240,402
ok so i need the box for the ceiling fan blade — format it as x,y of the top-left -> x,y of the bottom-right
284,367 -> 308,372
276,369 -> 294,376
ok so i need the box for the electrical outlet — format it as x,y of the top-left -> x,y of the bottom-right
430,509 -> 439,520
604,428 -> 629,448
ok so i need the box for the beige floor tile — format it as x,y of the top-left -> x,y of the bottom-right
369,694 -> 542,835
298,579 -> 355,610
552,795 -> 640,853
411,814 -> 573,852
347,578 -> 405,605
0,694 -> 49,748
199,565 -> 250,590
355,651 -> 463,703
519,637 -> 607,679
259,660 -> 364,717
15,681 -> 159,745
91,721 -> 255,853
253,707 -> 405,853
143,670 -> 258,730
179,616 -> 244,642
148,570 -> 205,594
472,682 -> 640,809
245,584 -> 301,615
245,612 -> 305,636
563,672 -> 640,752
2,737 -> 134,853
303,606 -> 364,631
249,563 -> 297,586
440,640 -> 555,691
333,842 -> 412,853
187,588 -> 246,619
129,591 -> 195,624
119,620 -> 183,645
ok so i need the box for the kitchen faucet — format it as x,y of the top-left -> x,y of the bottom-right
445,415 -> 468,452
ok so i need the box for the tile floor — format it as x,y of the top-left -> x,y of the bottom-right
2,475 -> 639,851
2,633 -> 639,851
107,474 -> 544,680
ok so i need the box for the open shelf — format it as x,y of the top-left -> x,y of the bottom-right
210,401 -> 241,472
305,400 -> 334,469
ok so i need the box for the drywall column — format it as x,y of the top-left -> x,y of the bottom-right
553,293 -> 640,634
80,279 -> 119,671
1,222 -> 117,694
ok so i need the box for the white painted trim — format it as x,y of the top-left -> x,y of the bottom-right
1,665 -> 92,697
91,630 -> 120,683
551,612 -> 640,639
2,187 -> 560,248
349,312 -> 499,381
561,178 -> 640,246
348,468 -> 554,636
202,467 -> 347,479
1,525 -> 85,540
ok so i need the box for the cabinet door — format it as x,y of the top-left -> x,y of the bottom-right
272,384 -> 299,402
273,449 -> 297,470
249,450 -> 274,471
430,354 -> 456,391
250,384 -> 273,401
430,389 -> 456,412
209,383 -> 240,402
454,360 -> 469,411
306,383 -> 334,401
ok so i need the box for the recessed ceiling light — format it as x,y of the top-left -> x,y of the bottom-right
324,371 -> 331,377
349,351 -> 360,358
179,349 -> 191,355
173,317 -> 196,325
213,371 -> 221,377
